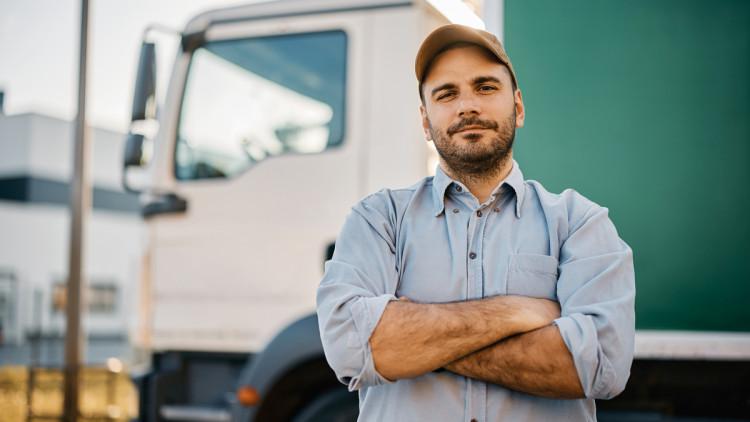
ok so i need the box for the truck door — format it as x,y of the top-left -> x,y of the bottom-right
147,13 -> 369,354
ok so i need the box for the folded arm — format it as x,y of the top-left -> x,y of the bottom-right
370,295 -> 560,381
317,197 -> 562,390
444,324 -> 584,399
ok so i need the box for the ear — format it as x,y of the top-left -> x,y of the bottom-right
420,104 -> 433,141
514,89 -> 525,128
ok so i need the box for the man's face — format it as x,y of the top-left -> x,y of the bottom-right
420,45 -> 525,180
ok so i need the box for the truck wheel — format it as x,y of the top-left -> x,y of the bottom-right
290,387 -> 358,422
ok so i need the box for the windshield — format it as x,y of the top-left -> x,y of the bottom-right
175,30 -> 347,180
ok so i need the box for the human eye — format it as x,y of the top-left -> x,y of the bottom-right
436,91 -> 455,101
478,85 -> 498,93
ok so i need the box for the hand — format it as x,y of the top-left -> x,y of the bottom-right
502,296 -> 560,332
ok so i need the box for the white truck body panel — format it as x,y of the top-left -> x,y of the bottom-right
136,0 -> 453,353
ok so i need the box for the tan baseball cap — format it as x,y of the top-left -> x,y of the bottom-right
415,24 -> 518,90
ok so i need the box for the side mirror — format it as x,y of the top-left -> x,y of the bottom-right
131,42 -> 156,121
123,133 -> 145,167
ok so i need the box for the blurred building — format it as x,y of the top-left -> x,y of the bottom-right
0,105 -> 143,365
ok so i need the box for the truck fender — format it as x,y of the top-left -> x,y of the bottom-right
232,313 -> 339,421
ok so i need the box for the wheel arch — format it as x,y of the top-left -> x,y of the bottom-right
233,313 -> 349,422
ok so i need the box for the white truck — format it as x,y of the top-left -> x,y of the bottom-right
122,0 -> 750,420
123,1 -> 470,420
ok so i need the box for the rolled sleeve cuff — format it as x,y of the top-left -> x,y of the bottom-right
347,294 -> 398,391
554,314 -> 617,399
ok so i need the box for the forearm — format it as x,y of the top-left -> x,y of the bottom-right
370,296 -> 559,381
444,325 -> 584,399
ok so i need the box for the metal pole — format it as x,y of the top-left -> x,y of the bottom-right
64,0 -> 91,421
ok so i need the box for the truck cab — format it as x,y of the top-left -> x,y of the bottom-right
123,1 -> 477,420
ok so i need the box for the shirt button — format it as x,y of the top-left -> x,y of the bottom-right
469,252 -> 476,259
456,186 -> 462,192
453,209 -> 459,213
476,210 -> 482,217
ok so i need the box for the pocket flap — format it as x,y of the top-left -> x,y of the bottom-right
511,253 -> 559,276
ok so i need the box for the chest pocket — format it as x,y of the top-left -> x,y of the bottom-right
506,254 -> 559,301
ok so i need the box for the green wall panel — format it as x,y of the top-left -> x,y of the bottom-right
505,0 -> 750,331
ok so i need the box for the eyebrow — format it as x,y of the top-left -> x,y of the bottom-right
472,75 -> 502,86
430,75 -> 504,98
430,83 -> 457,98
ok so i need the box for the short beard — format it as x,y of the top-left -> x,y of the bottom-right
429,113 -> 516,185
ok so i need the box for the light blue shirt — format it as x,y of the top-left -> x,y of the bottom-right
317,162 -> 635,422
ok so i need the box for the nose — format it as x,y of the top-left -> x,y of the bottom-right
456,94 -> 480,117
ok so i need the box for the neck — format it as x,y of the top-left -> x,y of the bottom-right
441,157 -> 514,204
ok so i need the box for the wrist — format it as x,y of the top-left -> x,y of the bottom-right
494,295 -> 556,335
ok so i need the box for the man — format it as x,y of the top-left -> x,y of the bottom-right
317,24 -> 635,422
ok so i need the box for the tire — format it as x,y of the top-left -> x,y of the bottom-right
290,387 -> 358,422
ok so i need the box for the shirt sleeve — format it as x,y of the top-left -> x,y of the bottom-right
316,195 -> 400,391
553,201 -> 636,400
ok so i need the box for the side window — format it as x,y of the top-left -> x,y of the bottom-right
52,282 -> 119,314
175,30 -> 347,180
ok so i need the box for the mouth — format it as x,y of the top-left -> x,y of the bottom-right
457,125 -> 488,133
447,119 -> 499,136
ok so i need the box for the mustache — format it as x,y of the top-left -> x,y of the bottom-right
446,117 -> 499,136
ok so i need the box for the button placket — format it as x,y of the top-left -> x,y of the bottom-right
464,197 -> 490,422
466,201 -> 491,300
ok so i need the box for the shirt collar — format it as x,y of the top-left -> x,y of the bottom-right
432,160 -> 526,218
